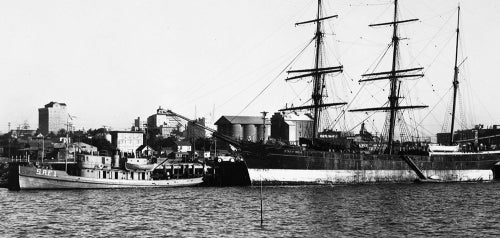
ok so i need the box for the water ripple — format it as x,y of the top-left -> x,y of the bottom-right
2,183 -> 500,237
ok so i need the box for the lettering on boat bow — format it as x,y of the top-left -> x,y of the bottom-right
36,169 -> 57,177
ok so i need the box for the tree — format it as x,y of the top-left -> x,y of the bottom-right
57,129 -> 67,137
89,137 -> 115,154
150,136 -> 177,151
194,137 -> 213,151
47,132 -> 56,138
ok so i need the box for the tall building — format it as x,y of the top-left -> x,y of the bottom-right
270,112 -> 313,145
110,131 -> 144,154
38,102 -> 67,135
147,106 -> 183,137
186,117 -> 206,140
131,117 -> 145,131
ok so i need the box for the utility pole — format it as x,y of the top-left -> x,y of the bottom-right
65,114 -> 75,171
143,123 -> 149,157
8,139 -> 11,159
42,135 -> 45,164
66,117 -> 69,172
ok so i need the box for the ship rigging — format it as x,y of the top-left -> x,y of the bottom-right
349,0 -> 427,154
279,0 -> 345,140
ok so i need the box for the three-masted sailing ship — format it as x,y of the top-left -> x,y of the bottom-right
171,0 -> 500,185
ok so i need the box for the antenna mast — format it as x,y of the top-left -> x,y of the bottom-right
449,6 -> 461,145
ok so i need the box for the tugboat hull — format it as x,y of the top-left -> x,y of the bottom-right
13,166 -> 203,190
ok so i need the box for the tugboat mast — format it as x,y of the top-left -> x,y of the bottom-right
279,0 -> 345,140
449,6 -> 461,145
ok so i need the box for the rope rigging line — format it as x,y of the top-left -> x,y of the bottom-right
457,89 -> 467,130
288,81 -> 313,105
227,37 -> 316,123
399,83 -> 421,140
330,41 -> 392,131
185,0 -> 315,98
441,87 -> 454,133
405,31 -> 455,106
416,86 -> 452,131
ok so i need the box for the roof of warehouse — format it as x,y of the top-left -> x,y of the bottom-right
215,116 -> 271,125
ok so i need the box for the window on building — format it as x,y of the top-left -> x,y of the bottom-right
115,172 -> 118,179
131,172 -> 134,179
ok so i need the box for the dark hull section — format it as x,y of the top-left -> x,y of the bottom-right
203,160 -> 251,186
242,150 -> 500,185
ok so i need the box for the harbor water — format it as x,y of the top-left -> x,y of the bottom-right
1,182 -> 500,237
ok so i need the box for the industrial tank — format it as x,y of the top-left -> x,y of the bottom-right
256,125 -> 264,141
243,124 -> 257,142
231,124 -> 242,140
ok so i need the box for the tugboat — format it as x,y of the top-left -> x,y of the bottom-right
9,154 -> 204,190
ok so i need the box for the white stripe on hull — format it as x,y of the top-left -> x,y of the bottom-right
248,169 -> 493,185
19,175 -> 203,190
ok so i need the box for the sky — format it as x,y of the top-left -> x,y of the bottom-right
1,0 -> 500,141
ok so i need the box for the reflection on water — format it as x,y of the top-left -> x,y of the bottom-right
1,182 -> 500,237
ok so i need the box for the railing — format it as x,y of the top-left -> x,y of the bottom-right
6,156 -> 77,163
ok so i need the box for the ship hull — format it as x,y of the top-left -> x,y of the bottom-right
15,166 -> 203,190
247,168 -> 492,185
243,150 -> 500,185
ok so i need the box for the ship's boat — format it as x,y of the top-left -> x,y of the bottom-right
125,158 -> 157,171
428,145 -> 460,153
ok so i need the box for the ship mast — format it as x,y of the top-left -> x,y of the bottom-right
449,6 -> 461,145
311,0 -> 324,139
349,0 -> 427,154
279,0 -> 345,139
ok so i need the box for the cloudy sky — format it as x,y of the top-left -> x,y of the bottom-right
1,0 -> 499,140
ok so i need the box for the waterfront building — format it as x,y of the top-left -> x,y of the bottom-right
68,142 -> 98,154
136,145 -> 155,157
437,124 -> 500,150
215,116 -> 270,142
10,128 -> 36,139
38,102 -> 68,135
110,131 -> 144,154
147,107 -> 183,137
270,112 -> 313,145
